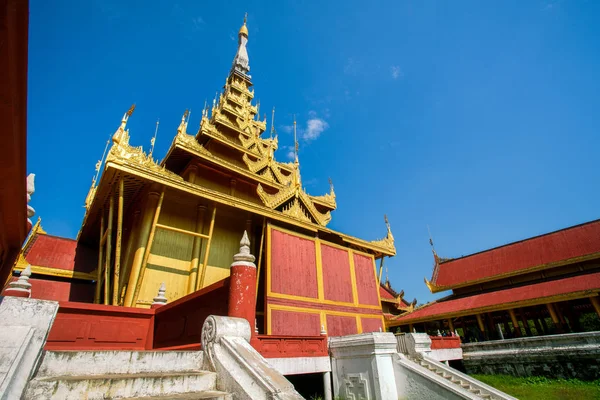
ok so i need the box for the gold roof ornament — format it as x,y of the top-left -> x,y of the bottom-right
239,13 -> 249,37
370,214 -> 396,255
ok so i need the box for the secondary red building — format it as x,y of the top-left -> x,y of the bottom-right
388,219 -> 600,341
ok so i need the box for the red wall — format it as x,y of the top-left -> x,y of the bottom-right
8,277 -> 94,303
321,244 -> 353,303
271,229 -> 318,299
430,336 -> 461,349
326,314 -> 358,337
271,309 -> 321,336
152,278 -> 229,349
45,302 -> 154,351
353,253 -> 380,306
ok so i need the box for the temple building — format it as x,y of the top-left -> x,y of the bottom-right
388,219 -> 600,341
8,16 -> 396,338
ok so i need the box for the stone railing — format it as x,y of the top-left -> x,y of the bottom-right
462,331 -> 600,379
201,315 -> 303,399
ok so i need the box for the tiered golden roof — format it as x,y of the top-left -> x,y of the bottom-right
82,15 -> 396,258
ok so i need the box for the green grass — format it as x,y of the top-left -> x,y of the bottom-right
472,375 -> 600,400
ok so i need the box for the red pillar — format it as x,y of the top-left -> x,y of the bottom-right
228,231 -> 257,335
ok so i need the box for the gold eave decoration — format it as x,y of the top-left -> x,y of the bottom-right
370,215 -> 396,255
243,153 -> 292,186
256,183 -> 331,226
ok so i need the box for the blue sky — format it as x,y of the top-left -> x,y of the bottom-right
28,0 -> 600,303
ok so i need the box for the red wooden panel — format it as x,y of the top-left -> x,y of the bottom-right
430,336 -> 461,349
252,335 -> 328,358
321,244 -> 353,303
361,317 -> 383,333
353,253 -> 380,306
326,314 -> 358,337
271,309 -> 321,336
45,302 -> 154,350
270,229 -> 318,299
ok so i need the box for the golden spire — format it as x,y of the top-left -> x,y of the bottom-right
293,116 -> 299,164
239,12 -> 248,37
149,118 -> 160,157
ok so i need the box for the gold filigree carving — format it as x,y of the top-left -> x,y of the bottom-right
243,153 -> 268,173
282,199 -> 312,223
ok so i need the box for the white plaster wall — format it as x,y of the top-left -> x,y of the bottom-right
266,356 -> 330,376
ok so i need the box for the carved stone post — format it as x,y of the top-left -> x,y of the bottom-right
3,265 -> 32,298
227,231 -> 257,336
151,282 -> 167,309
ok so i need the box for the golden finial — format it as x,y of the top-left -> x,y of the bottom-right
150,118 -> 159,157
239,12 -> 249,37
270,107 -> 276,139
293,115 -> 299,163
127,104 -> 135,116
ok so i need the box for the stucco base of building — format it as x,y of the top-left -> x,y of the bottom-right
0,296 -> 59,399
462,331 -> 600,380
329,332 -> 399,399
266,356 -> 330,376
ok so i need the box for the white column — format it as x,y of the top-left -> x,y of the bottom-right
323,371 -> 333,400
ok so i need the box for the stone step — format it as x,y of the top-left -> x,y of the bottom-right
127,391 -> 232,399
25,371 -> 217,400
37,350 -> 203,378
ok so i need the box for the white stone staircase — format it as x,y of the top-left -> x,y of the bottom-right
400,353 -> 516,400
24,350 -> 232,399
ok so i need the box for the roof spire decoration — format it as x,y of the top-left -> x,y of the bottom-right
293,116 -> 299,164
149,118 -> 160,158
370,214 -> 396,255
232,13 -> 250,76
112,104 -> 135,145
85,137 -> 111,209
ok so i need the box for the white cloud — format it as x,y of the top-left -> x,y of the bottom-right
303,118 -> 329,142
281,125 -> 293,134
390,66 -> 403,80
192,16 -> 205,31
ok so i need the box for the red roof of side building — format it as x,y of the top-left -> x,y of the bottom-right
390,271 -> 600,326
379,285 -> 397,301
24,234 -> 96,273
429,219 -> 600,291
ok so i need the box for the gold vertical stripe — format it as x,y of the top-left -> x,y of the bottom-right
348,250 -> 359,306
315,238 -> 325,301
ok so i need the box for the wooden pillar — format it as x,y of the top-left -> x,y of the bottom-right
130,189 -> 165,307
255,217 -> 266,298
118,209 -> 140,304
486,312 -> 495,339
197,205 -> 217,291
546,303 -> 563,333
508,309 -> 522,337
448,318 -> 454,333
409,323 -> 414,333
476,314 -> 485,337
187,204 -> 207,294
123,189 -> 163,307
230,179 -> 236,196
94,212 -> 105,304
113,178 -> 124,305
378,257 -> 385,284
518,308 -> 532,336
590,296 -> 600,318
104,195 -> 114,305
